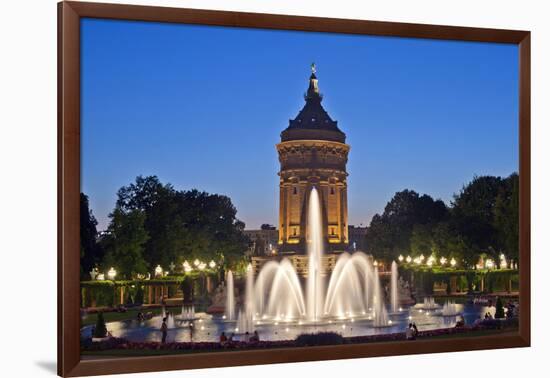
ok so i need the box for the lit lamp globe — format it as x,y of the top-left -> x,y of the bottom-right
208,260 -> 216,269
398,255 -> 404,262
450,258 -> 457,267
406,256 -> 412,263
440,257 -> 447,265
198,262 -> 206,271
107,267 -> 117,280
193,259 -> 200,267
373,260 -> 378,267
154,265 -> 163,277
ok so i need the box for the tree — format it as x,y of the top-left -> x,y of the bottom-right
102,208 -> 149,279
410,224 -> 435,257
452,175 -> 504,267
93,312 -> 107,338
493,173 -> 519,266
365,190 -> 448,261
494,297 -> 505,319
106,176 -> 249,273
80,193 -> 103,279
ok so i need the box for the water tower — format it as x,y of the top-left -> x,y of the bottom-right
277,64 -> 350,257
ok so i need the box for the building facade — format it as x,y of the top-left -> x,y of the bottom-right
277,67 -> 350,255
243,227 -> 279,256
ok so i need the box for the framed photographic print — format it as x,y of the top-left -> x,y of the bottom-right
58,1 -> 530,376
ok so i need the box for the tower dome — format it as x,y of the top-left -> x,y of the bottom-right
276,65 -> 350,255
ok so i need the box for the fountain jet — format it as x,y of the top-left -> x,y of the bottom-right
225,270 -> 235,320
306,187 -> 325,322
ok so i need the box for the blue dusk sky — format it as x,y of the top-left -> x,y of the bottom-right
81,18 -> 519,231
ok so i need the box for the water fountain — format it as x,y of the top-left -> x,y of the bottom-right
226,187 -> 395,329
390,261 -> 399,313
306,187 -> 324,322
181,305 -> 196,321
225,270 -> 235,320
372,265 -> 389,327
441,300 -> 461,317
420,297 -> 440,310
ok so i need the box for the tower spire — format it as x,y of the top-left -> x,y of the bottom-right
305,63 -> 321,101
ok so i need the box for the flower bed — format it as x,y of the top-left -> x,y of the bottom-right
82,321 -> 517,353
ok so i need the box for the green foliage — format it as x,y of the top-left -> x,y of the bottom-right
493,174 -> 519,264
495,297 -> 505,319
365,190 -> 448,261
93,312 -> 107,338
111,175 -> 249,274
80,193 -> 103,279
452,175 -> 504,266
134,285 -> 144,305
295,332 -> 344,346
102,208 -> 149,279
365,173 -> 519,270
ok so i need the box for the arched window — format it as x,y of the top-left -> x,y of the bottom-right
293,187 -> 297,195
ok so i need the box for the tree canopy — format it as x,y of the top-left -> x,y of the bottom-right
84,175 -> 249,279
365,173 -> 519,268
80,193 -> 104,279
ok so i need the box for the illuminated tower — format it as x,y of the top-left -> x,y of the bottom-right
277,64 -> 350,254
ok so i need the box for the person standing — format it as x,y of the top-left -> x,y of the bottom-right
160,317 -> 168,344
189,322 -> 195,342
412,322 -> 419,337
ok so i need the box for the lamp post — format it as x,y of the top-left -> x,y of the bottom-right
450,258 -> 457,267
107,267 -> 117,281
154,265 -> 163,277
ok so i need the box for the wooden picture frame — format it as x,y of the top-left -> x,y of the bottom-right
58,1 -> 530,376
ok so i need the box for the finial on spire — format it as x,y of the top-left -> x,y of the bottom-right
305,63 -> 321,101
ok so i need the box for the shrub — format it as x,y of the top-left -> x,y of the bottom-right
93,312 -> 108,338
295,332 -> 344,347
134,285 -> 144,305
494,297 -> 505,319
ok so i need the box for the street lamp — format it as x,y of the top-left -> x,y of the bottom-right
373,260 -> 378,267
198,262 -> 206,271
107,267 -> 117,280
440,257 -> 447,265
398,255 -> 404,262
154,265 -> 163,277
406,255 -> 412,263
209,260 -> 216,269
450,258 -> 457,267
193,259 -> 200,267
90,267 -> 98,280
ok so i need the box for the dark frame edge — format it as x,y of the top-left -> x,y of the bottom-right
518,32 -> 531,347
58,1 -> 81,376
65,1 -> 528,43
58,1 -> 531,376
